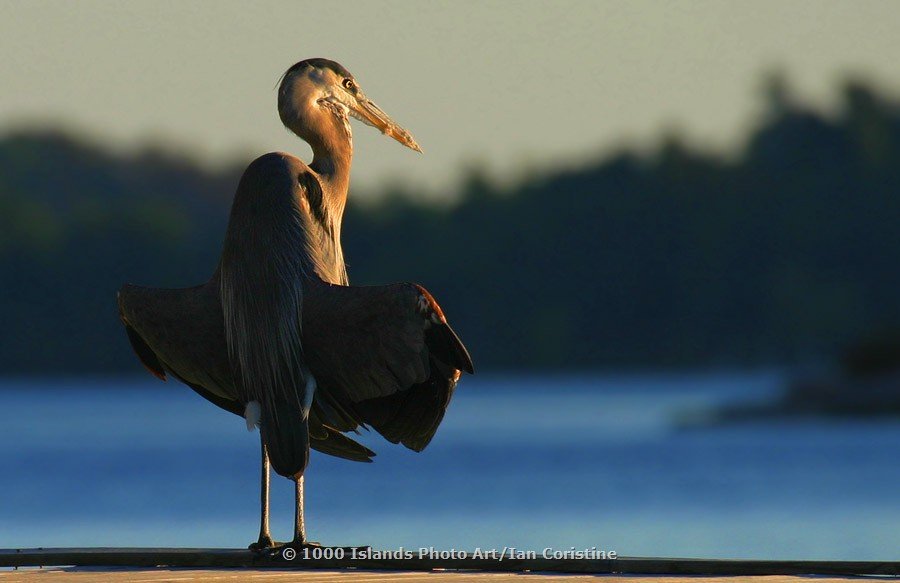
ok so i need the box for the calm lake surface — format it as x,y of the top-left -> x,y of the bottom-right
1,373 -> 897,560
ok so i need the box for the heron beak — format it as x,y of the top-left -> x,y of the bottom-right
349,92 -> 422,153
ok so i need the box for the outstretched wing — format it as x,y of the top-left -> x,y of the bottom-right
218,153 -> 320,478
304,280 -> 474,451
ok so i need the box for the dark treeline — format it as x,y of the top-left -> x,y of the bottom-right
2,77 -> 900,374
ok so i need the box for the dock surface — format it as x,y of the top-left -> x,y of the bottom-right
0,569 -> 879,582
2,548 -> 897,582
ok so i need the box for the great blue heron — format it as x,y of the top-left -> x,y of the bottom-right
117,58 -> 473,550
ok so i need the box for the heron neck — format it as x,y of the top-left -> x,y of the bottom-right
308,134 -> 351,285
309,137 -> 352,216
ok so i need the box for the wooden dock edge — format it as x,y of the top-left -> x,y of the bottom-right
1,548 -> 898,576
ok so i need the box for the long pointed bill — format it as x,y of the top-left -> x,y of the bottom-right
349,92 -> 422,152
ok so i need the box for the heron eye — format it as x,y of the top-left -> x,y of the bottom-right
342,79 -> 355,91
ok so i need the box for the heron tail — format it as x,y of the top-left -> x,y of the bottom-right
260,394 -> 310,478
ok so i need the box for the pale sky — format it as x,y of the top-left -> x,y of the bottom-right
2,0 -> 900,197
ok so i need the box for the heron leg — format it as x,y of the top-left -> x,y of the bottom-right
291,474 -> 307,545
249,434 -> 276,550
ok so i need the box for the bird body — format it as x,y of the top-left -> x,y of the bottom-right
117,59 -> 472,548
118,152 -> 472,468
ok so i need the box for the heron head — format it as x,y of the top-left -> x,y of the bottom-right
277,58 -> 421,153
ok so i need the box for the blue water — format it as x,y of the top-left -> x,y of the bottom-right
1,373 -> 897,560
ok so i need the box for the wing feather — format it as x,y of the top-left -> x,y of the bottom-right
303,280 -> 473,451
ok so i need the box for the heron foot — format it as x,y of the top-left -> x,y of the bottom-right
248,534 -> 281,551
